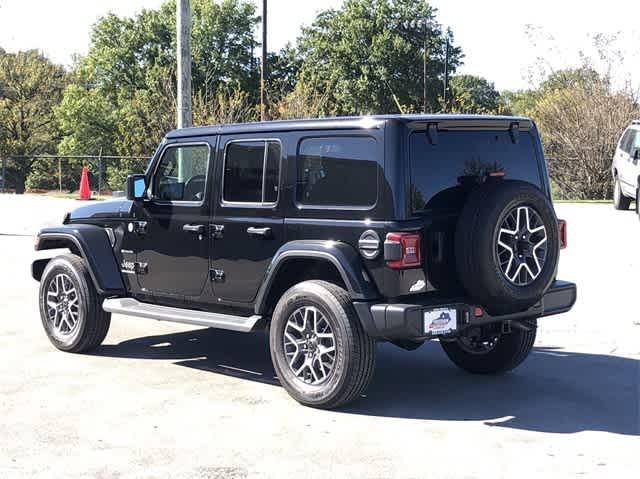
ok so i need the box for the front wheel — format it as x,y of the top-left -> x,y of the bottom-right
269,280 -> 376,409
613,177 -> 631,210
39,254 -> 111,352
440,319 -> 537,374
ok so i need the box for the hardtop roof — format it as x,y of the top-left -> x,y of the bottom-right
166,114 -> 532,139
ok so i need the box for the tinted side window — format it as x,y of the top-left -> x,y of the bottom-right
223,140 -> 280,204
296,137 -> 378,207
154,144 -> 209,202
621,130 -> 635,153
620,130 -> 632,152
264,142 -> 280,203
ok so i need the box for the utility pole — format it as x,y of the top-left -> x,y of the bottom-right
443,33 -> 450,113
177,0 -> 192,129
260,0 -> 268,121
423,28 -> 428,114
405,18 -> 429,113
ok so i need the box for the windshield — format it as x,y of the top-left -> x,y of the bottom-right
409,130 -> 544,213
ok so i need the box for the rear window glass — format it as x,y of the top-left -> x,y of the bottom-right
409,130 -> 543,213
296,137 -> 378,207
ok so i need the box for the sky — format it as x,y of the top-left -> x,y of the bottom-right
0,0 -> 639,92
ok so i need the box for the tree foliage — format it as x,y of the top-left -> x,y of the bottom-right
506,63 -> 640,199
48,0 -> 259,191
448,74 -> 505,114
533,72 -> 638,199
296,0 -> 462,115
0,50 -> 67,193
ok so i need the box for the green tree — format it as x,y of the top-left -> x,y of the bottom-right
448,74 -> 504,114
25,84 -> 119,192
0,50 -> 67,193
504,67 -> 601,118
55,0 -> 259,189
81,0 -> 258,104
266,44 -> 303,106
296,0 -> 463,115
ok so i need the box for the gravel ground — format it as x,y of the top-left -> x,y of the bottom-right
0,194 -> 638,479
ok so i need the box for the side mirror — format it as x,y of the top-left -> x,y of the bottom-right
126,174 -> 147,201
634,149 -> 640,161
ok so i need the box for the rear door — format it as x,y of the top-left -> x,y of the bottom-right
210,136 -> 284,305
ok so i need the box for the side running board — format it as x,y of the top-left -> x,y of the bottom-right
102,298 -> 262,333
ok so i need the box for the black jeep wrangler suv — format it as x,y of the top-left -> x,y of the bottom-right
32,115 -> 576,409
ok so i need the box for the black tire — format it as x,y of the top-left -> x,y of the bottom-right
455,180 -> 559,315
39,254 -> 111,352
613,176 -> 631,210
269,280 -> 376,409
441,319 -> 537,374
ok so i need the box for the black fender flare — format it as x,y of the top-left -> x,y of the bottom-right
254,240 -> 379,315
33,224 -> 125,295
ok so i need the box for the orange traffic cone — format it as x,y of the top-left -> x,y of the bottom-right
78,166 -> 91,200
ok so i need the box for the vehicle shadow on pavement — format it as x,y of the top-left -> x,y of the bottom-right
92,328 -> 638,436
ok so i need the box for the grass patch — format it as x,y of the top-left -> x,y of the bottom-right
553,199 -> 610,204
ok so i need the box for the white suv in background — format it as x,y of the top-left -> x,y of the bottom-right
612,120 -> 640,211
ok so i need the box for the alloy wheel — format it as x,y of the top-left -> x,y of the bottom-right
283,306 -> 336,385
45,273 -> 80,338
496,206 -> 548,286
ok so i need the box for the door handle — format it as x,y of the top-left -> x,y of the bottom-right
247,226 -> 272,238
183,224 -> 206,234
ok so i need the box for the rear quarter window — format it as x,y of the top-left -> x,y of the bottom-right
409,130 -> 543,213
296,136 -> 378,208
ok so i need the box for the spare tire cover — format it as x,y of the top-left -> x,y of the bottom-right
455,179 -> 559,315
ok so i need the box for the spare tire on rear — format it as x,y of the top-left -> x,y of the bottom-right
455,179 -> 559,315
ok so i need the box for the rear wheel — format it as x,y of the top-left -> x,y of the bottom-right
269,280 -> 376,409
613,176 -> 631,210
39,254 -> 111,352
440,320 -> 537,374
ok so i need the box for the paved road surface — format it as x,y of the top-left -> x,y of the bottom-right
0,194 -> 638,478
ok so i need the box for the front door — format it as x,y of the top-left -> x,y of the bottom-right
210,137 -> 284,305
136,141 -> 213,304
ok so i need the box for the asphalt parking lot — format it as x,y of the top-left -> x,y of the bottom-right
0,194 -> 638,478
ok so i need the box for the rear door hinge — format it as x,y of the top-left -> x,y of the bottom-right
134,262 -> 148,275
209,268 -> 225,282
130,221 -> 148,235
211,224 -> 224,239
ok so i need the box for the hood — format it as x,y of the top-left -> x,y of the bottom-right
68,199 -> 134,221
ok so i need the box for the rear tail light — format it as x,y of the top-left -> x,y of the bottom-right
385,232 -> 422,269
558,219 -> 567,249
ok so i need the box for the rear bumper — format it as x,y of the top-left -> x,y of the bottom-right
354,280 -> 577,340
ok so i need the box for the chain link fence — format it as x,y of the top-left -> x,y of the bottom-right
0,154 -> 151,196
